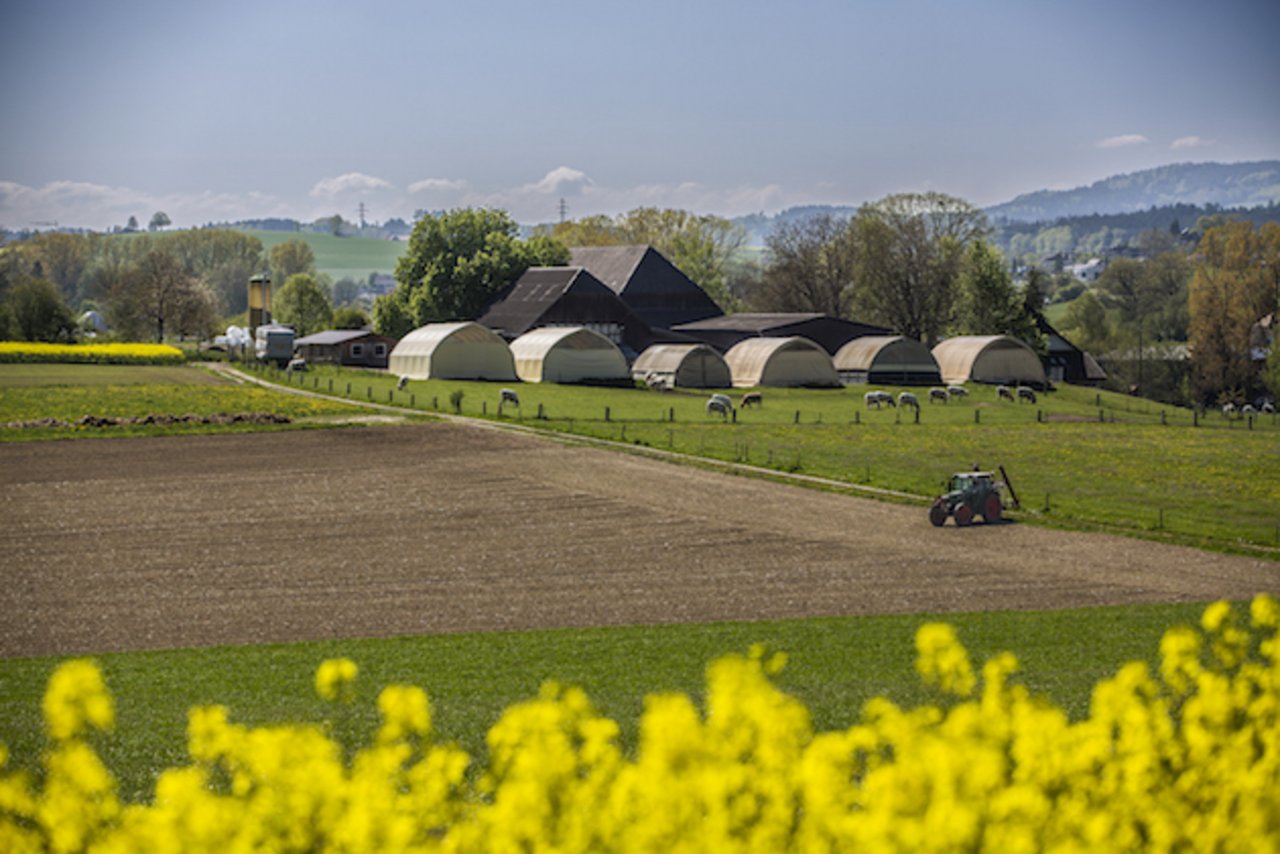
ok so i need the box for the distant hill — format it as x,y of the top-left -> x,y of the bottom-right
986,161 -> 1280,223
236,229 -> 407,283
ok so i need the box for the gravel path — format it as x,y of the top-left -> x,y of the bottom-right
2,423 -> 1275,657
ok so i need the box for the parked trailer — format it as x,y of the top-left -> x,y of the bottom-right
255,324 -> 295,367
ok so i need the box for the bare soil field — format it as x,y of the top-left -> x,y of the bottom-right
2,423 -> 1276,658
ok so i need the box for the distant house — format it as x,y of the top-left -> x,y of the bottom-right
293,329 -> 394,368
568,245 -> 724,329
672,313 -> 890,356
1067,258 -> 1105,282
477,266 -> 675,359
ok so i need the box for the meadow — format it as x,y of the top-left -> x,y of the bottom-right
241,229 -> 407,282
255,362 -> 1280,554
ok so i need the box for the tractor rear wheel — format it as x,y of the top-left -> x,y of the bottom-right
983,494 -> 1002,524
929,500 -> 948,527
954,504 -> 974,527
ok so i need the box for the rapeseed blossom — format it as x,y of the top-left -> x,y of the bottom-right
1,596 -> 1277,852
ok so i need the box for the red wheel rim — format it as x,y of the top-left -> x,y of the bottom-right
984,494 -> 1002,523
955,504 -> 973,526
929,501 -> 948,527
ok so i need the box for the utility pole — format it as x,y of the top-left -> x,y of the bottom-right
357,202 -> 368,230
558,197 -> 568,224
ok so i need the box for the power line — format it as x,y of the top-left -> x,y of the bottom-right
558,197 -> 568,224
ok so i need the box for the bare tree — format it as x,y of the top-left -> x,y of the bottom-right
755,213 -> 858,316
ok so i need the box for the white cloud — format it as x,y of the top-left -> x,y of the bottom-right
1171,135 -> 1213,150
530,166 -> 592,194
408,177 -> 468,194
309,172 -> 392,198
1097,134 -> 1149,149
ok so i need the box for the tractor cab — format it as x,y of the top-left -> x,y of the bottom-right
949,472 -> 994,495
931,467 -> 1018,527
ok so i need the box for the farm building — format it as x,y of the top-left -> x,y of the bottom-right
510,326 -> 630,384
293,329 -> 394,368
932,335 -> 1048,387
1037,316 -> 1107,385
477,266 -> 658,358
387,322 -> 517,381
631,343 -> 732,388
833,336 -> 941,385
569,245 -> 724,329
672,313 -> 890,355
724,336 -> 841,388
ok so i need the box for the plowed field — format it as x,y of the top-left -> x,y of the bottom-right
2,423 -> 1275,657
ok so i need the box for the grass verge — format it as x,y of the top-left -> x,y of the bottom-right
0,601 -> 1212,803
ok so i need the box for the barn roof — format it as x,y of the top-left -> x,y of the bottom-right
569,245 -> 724,329
724,336 -> 840,388
932,336 -> 1047,386
673,313 -> 891,355
832,336 -> 932,371
294,329 -> 383,346
388,322 -> 516,381
509,326 -> 629,383
631,343 -> 732,388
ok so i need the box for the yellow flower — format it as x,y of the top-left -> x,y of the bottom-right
42,659 -> 114,742
915,623 -> 976,697
314,657 -> 358,703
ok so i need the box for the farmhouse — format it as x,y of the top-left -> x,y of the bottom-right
477,266 -> 659,358
833,336 -> 942,385
673,313 -> 890,355
724,336 -> 841,388
509,326 -> 630,384
293,329 -> 394,368
387,321 -> 517,381
569,245 -> 724,330
932,335 -> 1048,387
631,343 -> 732,388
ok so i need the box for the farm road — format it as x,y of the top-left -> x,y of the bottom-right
1,423 -> 1276,657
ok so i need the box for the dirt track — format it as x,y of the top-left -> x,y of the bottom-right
2,423 -> 1276,658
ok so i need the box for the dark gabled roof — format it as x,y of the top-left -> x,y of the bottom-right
476,267 -> 600,337
569,245 -> 724,329
293,329 -> 384,346
673,313 -> 828,332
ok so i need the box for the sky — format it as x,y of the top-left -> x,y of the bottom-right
2,0 -> 1278,230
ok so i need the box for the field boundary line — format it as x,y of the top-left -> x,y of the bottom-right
204,363 -> 922,503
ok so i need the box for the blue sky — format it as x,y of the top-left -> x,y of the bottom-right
2,0 -> 1277,229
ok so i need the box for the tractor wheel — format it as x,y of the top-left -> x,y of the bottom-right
954,504 -> 974,527
983,494 -> 1003,524
929,500 -> 948,527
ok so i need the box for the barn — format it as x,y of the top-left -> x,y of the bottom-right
631,343 -> 732,389
292,329 -> 395,368
833,336 -> 941,385
932,335 -> 1048,387
509,326 -> 630,384
724,337 -> 841,388
387,322 -> 517,381
569,245 -> 724,329
672,312 -> 890,355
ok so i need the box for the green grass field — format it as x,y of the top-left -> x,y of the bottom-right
260,363 -> 1280,553
0,363 -> 381,440
0,601 -> 1214,803
241,229 -> 406,283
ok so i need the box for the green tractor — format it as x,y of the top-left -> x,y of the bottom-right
929,466 -> 1019,527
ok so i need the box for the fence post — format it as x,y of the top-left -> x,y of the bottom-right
411,393 -> 415,407
1193,408 -> 1198,427
483,401 -> 487,415
1099,409 -> 1104,422
670,407 -> 675,422
388,389 -> 393,402
854,411 -> 860,425
432,396 -> 438,410
914,407 -> 920,424
1037,409 -> 1042,423
604,406 -> 610,422
367,386 -> 371,400
537,402 -> 545,420
794,410 -> 800,424
1161,410 -> 1166,425
974,409 -> 980,424
731,408 -> 737,423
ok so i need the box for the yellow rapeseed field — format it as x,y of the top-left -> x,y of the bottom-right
2,597 -> 1276,852
0,343 -> 185,365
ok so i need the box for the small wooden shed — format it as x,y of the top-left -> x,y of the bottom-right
293,329 -> 394,368
630,343 -> 732,388
509,326 -> 630,384
724,337 -> 841,388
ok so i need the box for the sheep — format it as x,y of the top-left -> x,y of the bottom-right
642,372 -> 670,392
1222,402 -> 1237,418
706,397 -> 732,418
864,390 -> 895,409
740,392 -> 763,408
1263,402 -> 1277,414
928,387 -> 949,404
710,393 -> 734,410
499,388 -> 520,408
286,358 -> 308,373
897,391 -> 920,411
997,385 -> 1015,402
947,385 -> 968,398
1017,386 -> 1037,404
396,375 -> 410,391
1241,404 -> 1257,415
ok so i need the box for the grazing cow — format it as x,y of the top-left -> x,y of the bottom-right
740,392 -> 763,408
1263,402 -> 1276,414
947,385 -> 968,398
396,375 -> 410,391
1017,386 -> 1037,404
706,397 -> 732,418
864,390 -> 895,409
710,393 -> 733,410
997,385 -> 1015,402
500,388 -> 520,408
897,391 -> 920,411
928,387 -> 949,404
1241,404 -> 1257,415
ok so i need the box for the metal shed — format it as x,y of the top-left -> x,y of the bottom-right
509,326 -> 630,384
833,336 -> 941,385
631,343 -> 732,388
387,322 -> 517,381
724,337 -> 841,388
932,335 -> 1048,387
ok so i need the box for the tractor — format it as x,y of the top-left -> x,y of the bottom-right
929,466 -> 1019,527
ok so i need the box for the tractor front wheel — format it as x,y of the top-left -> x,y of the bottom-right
983,494 -> 1003,524
929,500 -> 948,527
954,504 -> 974,527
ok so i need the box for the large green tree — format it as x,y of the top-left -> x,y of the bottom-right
274,274 -> 333,338
378,208 -> 569,337
851,192 -> 989,345
269,239 -> 317,284
106,250 -> 204,342
952,240 -> 1039,347
6,278 -> 76,342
